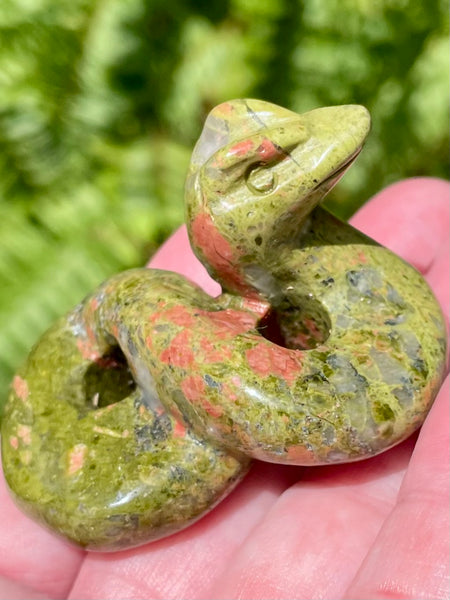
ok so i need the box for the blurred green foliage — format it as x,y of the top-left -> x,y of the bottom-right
0,0 -> 448,411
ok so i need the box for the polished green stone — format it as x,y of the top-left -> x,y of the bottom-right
2,100 -> 446,551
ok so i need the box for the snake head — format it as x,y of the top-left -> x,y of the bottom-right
186,99 -> 370,294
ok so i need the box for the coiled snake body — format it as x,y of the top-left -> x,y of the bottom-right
2,100 -> 446,551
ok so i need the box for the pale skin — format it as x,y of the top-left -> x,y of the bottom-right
0,177 -> 448,600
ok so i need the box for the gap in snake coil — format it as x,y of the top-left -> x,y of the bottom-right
257,309 -> 287,347
84,346 -> 136,409
257,306 -> 331,350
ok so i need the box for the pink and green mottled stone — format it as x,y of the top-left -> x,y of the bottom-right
1,100 -> 447,551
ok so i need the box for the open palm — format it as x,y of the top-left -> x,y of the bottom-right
0,178 -> 448,600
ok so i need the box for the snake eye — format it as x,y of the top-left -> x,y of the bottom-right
245,164 -> 277,194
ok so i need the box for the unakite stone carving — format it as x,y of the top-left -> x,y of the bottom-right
2,100 -> 447,551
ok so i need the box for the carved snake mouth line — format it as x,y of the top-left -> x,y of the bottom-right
319,146 -> 362,188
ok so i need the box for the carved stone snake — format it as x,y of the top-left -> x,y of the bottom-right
2,100 -> 446,551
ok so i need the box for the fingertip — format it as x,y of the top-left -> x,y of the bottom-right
425,242 -> 450,324
402,375 -> 449,497
0,461 -> 84,597
350,177 -> 449,273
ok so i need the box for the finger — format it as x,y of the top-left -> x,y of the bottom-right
68,463 -> 300,600
0,575 -> 50,600
344,375 -> 450,600
425,241 -> 450,324
350,177 -> 449,275
0,463 -> 84,598
206,440 -> 414,600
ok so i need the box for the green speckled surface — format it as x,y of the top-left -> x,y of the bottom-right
1,100 -> 447,551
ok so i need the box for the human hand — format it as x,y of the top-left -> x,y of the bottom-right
0,177 -> 448,600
